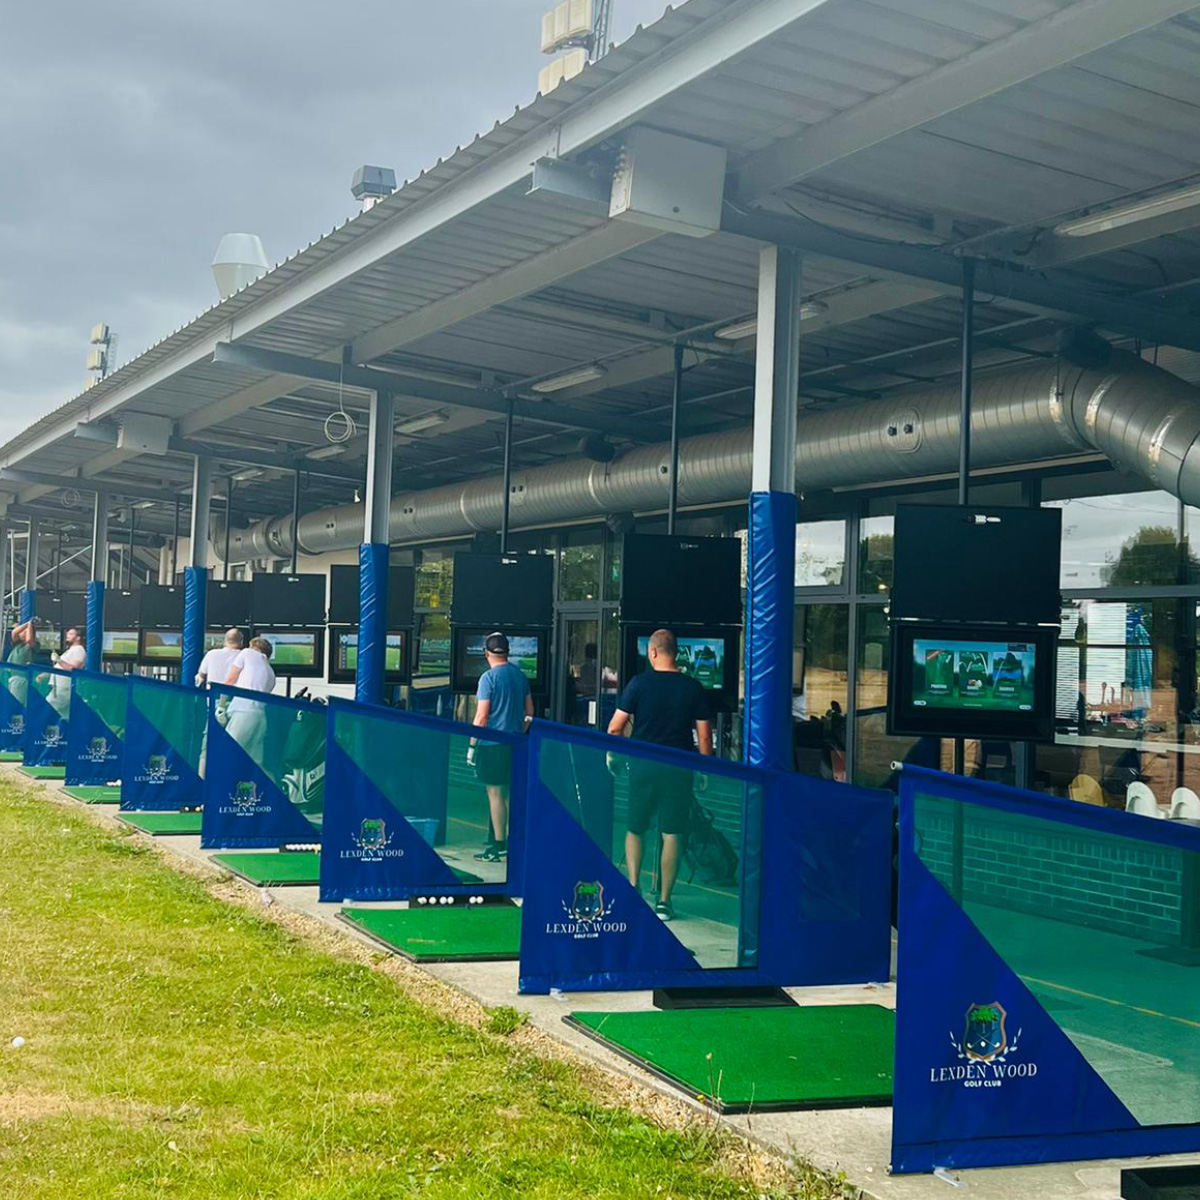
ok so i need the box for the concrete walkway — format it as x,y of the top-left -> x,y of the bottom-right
20,768 -> 1200,1200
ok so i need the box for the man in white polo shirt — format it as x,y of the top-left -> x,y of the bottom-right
197,628 -> 244,689
49,626 -> 86,719
223,636 -> 276,760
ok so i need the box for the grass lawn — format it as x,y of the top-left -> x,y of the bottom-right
0,778 -> 832,1199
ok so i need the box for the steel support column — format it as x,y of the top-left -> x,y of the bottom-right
0,521 -> 9,647
501,400 -> 514,553
667,344 -> 684,535
357,390 -> 394,706
744,245 -> 801,770
21,518 -> 39,622
86,492 -> 108,672
181,456 -> 212,686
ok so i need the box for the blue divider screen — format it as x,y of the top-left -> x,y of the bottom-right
0,664 -> 29,752
518,722 -> 892,993
319,699 -> 527,903
892,766 -> 1200,1173
121,676 -> 207,810
201,684 -> 325,848
23,666 -> 73,767
66,671 -> 128,786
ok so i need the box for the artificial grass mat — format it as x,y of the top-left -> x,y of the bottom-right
212,850 -> 320,886
18,765 -> 66,780
340,904 -> 521,962
566,1004 -> 895,1112
0,750 -> 22,761
117,810 -> 204,836
63,785 -> 121,804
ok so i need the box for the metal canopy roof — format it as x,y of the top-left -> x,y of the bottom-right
6,0 -> 1200,555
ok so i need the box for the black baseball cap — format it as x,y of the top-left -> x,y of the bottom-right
484,631 -> 509,655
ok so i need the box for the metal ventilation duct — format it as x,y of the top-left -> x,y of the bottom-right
214,352 -> 1200,560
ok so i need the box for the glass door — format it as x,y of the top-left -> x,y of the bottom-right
556,609 -> 621,730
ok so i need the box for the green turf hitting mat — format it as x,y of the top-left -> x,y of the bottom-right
18,765 -> 66,780
566,1004 -> 895,1112
117,811 -> 204,836
212,851 -> 320,887
0,751 -> 22,762
339,905 -> 521,962
63,786 -> 121,804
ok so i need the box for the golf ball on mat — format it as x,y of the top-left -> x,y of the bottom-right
11,1037 -> 25,1048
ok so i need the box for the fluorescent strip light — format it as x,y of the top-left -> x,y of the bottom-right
713,301 -> 830,341
1055,183 -> 1200,238
394,413 -> 448,436
306,443 -> 347,460
530,364 -> 607,393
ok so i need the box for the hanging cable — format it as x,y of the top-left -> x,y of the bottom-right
323,362 -> 357,445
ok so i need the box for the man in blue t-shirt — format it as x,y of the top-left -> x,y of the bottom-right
468,631 -> 533,863
608,628 -> 713,921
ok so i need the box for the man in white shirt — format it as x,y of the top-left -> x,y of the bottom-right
49,627 -> 86,719
197,628 -> 244,688
223,637 -> 276,760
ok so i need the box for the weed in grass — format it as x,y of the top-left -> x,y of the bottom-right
485,1006 -> 528,1036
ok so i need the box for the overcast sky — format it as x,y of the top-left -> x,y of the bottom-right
0,0 -> 671,443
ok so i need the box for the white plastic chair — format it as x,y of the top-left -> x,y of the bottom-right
1170,787 -> 1200,821
1125,782 -> 1164,819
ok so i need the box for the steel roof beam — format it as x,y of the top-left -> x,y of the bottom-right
0,469 -> 180,505
734,0 -> 1200,205
167,436 -> 364,482
211,343 -> 669,442
721,209 -> 1200,353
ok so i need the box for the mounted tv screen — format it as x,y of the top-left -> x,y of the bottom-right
451,626 -> 548,695
620,535 -> 742,627
106,589 -> 140,629
619,625 -> 740,710
888,621 -> 1057,741
35,627 -> 63,654
204,629 -> 249,653
102,630 -> 139,662
139,585 -> 183,629
206,580 -> 253,628
328,628 -> 409,685
257,629 -> 323,679
250,574 -> 325,628
61,592 -> 87,632
139,629 -> 182,664
328,564 -> 416,627
451,555 -> 554,627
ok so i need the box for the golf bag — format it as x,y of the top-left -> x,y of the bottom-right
682,798 -> 739,887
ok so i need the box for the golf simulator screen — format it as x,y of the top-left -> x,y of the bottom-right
102,630 -> 139,662
328,628 -> 410,684
451,627 -> 548,695
889,622 -> 1056,741
139,629 -> 182,664
258,629 -> 323,679
619,625 -> 739,710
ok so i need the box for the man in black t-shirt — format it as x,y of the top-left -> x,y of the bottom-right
607,628 -> 713,921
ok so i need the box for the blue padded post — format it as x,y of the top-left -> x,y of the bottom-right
85,580 -> 105,673
356,542 -> 389,706
181,566 -> 208,686
743,490 -> 796,771
19,589 -> 35,623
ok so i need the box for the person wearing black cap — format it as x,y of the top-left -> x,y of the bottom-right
468,631 -> 533,863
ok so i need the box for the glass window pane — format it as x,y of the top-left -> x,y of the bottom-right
604,529 -> 622,601
600,609 -> 620,730
1047,492 -> 1182,589
793,604 -> 848,781
559,531 -> 603,602
415,613 -> 450,678
859,516 -> 894,595
795,520 -> 846,587
855,606 -> 917,789
913,788 -> 1200,1127
415,551 -> 454,610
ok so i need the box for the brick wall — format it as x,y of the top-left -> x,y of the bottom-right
917,801 -> 1186,944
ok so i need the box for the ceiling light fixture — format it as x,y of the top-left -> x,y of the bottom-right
306,443 -> 348,460
394,413 -> 448,436
530,364 -> 607,393
1055,182 -> 1200,238
713,300 -> 831,341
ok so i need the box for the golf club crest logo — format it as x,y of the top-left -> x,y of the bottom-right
5,713 -> 23,737
931,1002 -> 1035,1088
339,817 -> 404,864
39,723 -> 62,747
84,735 -> 110,763
545,880 -> 627,940
220,779 -> 271,818
134,752 -> 179,786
